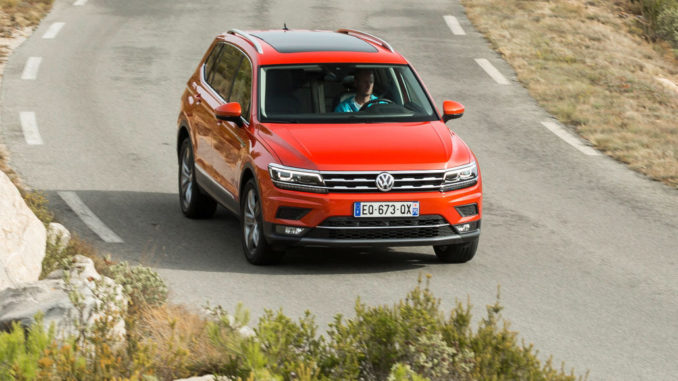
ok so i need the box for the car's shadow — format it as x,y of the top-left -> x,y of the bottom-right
45,190 -> 441,276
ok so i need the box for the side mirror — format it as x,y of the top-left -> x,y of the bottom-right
215,102 -> 243,125
442,100 -> 464,122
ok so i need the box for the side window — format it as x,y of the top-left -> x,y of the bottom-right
203,43 -> 223,84
230,57 -> 252,116
209,44 -> 242,100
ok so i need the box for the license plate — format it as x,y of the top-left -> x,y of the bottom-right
353,201 -> 420,218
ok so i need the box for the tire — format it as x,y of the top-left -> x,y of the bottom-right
178,139 -> 217,218
434,238 -> 478,263
240,179 -> 283,265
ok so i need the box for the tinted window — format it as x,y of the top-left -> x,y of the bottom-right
203,43 -> 223,83
209,44 -> 242,100
230,58 -> 252,116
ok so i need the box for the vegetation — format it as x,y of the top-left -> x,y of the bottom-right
632,0 -> 678,49
0,274 -> 585,380
0,0 -> 53,37
462,0 -> 678,188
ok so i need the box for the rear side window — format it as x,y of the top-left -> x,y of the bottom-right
230,58 -> 252,116
203,43 -> 223,83
208,44 -> 242,100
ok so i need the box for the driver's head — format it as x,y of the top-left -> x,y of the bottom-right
354,69 -> 374,97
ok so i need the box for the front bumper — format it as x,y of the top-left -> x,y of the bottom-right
259,178 -> 482,249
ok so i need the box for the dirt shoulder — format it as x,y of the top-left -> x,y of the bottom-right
462,0 -> 678,188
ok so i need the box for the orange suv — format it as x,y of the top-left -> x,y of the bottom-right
177,29 -> 482,265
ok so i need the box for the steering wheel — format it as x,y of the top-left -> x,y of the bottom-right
359,98 -> 394,111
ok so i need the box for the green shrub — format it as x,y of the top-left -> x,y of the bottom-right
20,190 -> 53,227
0,315 -> 55,380
324,278 -> 473,381
388,363 -> 429,381
657,4 -> 678,47
105,261 -> 168,309
1,276 -> 583,380
632,0 -> 678,46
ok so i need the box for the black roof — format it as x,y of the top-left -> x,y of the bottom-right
251,31 -> 378,53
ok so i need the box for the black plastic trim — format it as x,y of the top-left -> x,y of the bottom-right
263,222 -> 480,248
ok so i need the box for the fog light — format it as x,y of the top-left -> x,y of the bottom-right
455,223 -> 471,233
275,225 -> 308,236
454,220 -> 479,233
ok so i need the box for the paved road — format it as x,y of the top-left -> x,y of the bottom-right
3,0 -> 678,379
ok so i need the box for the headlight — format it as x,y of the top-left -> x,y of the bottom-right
268,164 -> 327,194
442,162 -> 478,191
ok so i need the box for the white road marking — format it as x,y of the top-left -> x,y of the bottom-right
73,0 -> 88,5
21,57 -> 42,80
42,22 -> 65,39
58,191 -> 124,243
541,120 -> 601,156
19,112 -> 43,145
475,58 -> 510,85
443,15 -> 466,35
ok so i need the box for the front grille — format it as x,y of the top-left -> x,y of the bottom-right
306,215 -> 456,240
322,170 -> 445,193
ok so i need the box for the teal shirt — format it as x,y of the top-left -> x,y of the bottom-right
334,95 -> 378,112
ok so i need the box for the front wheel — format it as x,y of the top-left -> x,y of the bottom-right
240,179 -> 283,265
178,139 -> 217,218
434,238 -> 478,263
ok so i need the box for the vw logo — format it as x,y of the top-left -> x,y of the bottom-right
376,172 -> 395,192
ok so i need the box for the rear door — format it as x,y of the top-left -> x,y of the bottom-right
212,46 -> 252,197
188,42 -> 222,173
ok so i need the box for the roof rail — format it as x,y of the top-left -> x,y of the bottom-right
336,29 -> 394,52
227,29 -> 263,54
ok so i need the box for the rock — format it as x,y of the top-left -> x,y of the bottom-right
238,325 -> 255,338
0,255 -> 126,342
47,222 -> 71,251
174,376 -> 231,381
0,170 -> 46,291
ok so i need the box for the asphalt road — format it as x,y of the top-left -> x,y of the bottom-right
2,0 -> 678,379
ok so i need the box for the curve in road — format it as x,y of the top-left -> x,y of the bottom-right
2,0 -> 677,379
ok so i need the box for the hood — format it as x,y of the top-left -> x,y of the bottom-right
257,121 -> 472,171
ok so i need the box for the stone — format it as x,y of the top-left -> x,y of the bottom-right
0,170 -> 46,291
0,255 -> 126,342
47,222 -> 71,251
174,376 -> 230,381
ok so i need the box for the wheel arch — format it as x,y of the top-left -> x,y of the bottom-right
177,119 -> 191,162
239,163 -> 257,202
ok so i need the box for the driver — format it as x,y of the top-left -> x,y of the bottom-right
334,69 -> 378,112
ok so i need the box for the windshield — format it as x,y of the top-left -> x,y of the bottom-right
258,64 -> 438,123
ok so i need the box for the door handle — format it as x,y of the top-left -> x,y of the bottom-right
194,93 -> 202,105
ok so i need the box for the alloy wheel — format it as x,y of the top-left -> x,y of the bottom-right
244,189 -> 260,252
180,147 -> 193,210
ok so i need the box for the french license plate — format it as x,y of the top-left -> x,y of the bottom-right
353,201 -> 420,218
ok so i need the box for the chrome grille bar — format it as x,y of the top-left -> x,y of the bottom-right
322,169 -> 446,192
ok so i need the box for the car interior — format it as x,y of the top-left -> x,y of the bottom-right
260,64 -> 431,120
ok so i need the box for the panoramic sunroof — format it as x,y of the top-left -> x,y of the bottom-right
251,31 -> 378,53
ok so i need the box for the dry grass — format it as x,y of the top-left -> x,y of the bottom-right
135,304 -> 227,380
0,0 -> 52,37
462,0 -> 678,188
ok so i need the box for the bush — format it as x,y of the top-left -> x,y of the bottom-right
632,0 -> 678,47
1,276 -> 583,380
0,315 -> 54,380
105,261 -> 168,309
657,4 -> 678,47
